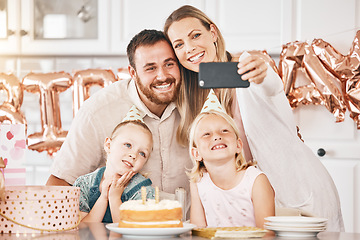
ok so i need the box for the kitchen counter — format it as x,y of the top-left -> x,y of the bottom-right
1,223 -> 359,240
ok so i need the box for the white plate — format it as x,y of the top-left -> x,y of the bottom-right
264,222 -> 326,228
106,223 -> 196,238
265,225 -> 325,238
265,225 -> 326,232
265,216 -> 328,224
270,229 -> 323,238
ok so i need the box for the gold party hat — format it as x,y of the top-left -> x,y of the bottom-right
200,89 -> 226,113
122,105 -> 145,123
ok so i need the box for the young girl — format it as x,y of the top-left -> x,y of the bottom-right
73,106 -> 155,223
188,96 -> 275,228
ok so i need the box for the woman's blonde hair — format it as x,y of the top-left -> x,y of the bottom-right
164,5 -> 235,146
187,110 -> 254,182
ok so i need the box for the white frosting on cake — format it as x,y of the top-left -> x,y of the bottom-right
121,220 -> 181,225
120,199 -> 182,211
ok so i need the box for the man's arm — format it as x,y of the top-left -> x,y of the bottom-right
46,174 -> 71,186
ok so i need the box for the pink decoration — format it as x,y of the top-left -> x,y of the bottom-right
6,131 -> 14,140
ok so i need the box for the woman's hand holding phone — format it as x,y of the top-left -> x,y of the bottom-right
237,55 -> 267,84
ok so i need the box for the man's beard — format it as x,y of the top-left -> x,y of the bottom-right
135,76 -> 180,105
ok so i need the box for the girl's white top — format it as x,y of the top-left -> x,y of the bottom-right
197,166 -> 262,227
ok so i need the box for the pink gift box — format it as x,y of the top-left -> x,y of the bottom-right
0,186 -> 80,234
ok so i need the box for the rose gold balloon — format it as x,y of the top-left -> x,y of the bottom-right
22,72 -> 73,156
72,69 -> 117,116
0,73 -> 27,125
312,30 -> 360,128
279,41 -> 347,122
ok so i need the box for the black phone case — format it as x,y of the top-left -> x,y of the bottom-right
198,62 -> 250,89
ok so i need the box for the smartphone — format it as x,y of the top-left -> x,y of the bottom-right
198,62 -> 250,89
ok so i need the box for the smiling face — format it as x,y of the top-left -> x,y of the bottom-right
129,40 -> 181,115
166,17 -> 218,72
191,114 -> 242,165
104,123 -> 153,175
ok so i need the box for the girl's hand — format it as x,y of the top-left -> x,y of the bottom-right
237,55 -> 267,84
100,177 -> 112,200
109,171 -> 135,200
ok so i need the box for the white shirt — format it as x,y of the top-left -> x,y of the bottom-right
232,52 -> 344,231
50,79 -> 192,196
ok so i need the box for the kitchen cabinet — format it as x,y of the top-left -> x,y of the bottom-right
109,0 -> 294,55
0,0 -> 293,56
0,0 -> 111,55
284,0 -> 360,232
293,106 -> 360,233
109,0 -> 206,54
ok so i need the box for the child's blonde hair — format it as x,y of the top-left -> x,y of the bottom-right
187,110 -> 254,182
110,120 -> 152,140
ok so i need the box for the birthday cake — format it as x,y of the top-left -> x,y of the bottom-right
118,199 -> 183,228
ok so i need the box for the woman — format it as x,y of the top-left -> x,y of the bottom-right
164,5 -> 344,231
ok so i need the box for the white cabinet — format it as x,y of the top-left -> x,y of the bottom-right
320,159 -> 360,233
1,0 -> 111,55
109,0 -> 206,54
294,106 -> 360,233
281,0 -> 360,232
203,0 -> 289,55
0,0 -> 20,54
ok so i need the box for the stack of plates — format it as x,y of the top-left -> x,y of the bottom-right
264,216 -> 327,238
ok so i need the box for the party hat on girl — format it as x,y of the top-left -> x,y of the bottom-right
122,105 -> 145,123
200,89 -> 227,114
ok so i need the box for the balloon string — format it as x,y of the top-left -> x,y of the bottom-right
0,211 -> 81,232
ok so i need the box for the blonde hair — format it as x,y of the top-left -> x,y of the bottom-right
187,110 -> 254,182
110,120 -> 152,140
164,5 -> 235,146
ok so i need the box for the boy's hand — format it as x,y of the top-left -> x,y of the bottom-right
109,171 -> 135,200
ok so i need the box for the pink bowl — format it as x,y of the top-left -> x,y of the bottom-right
0,186 -> 80,234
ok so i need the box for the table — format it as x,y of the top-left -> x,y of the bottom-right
1,223 -> 359,240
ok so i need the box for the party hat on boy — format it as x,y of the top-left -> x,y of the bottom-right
122,105 -> 145,123
200,89 -> 227,114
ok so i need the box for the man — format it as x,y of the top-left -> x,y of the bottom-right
46,30 -> 192,199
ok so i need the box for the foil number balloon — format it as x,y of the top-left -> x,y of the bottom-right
0,73 -> 27,125
72,69 -> 117,117
22,72 -> 73,156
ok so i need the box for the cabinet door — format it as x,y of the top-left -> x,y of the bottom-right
203,0 -> 289,55
320,159 -> 360,233
294,106 -> 360,160
20,0 -> 110,55
110,0 -> 206,54
0,0 -> 20,54
296,0 -> 358,54
294,106 -> 360,233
